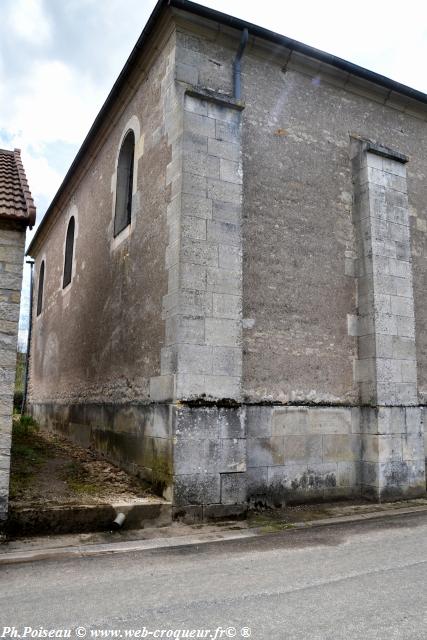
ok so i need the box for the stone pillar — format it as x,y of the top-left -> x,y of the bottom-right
152,87 -> 246,520
0,225 -> 25,521
160,89 -> 244,403
352,138 -> 425,500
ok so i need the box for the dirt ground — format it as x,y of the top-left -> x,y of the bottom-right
9,415 -> 159,508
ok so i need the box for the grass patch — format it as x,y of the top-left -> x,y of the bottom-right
259,522 -> 297,533
13,414 -> 38,436
62,461 -> 102,496
13,351 -> 26,411
151,457 -> 172,496
9,415 -> 51,500
248,505 -> 337,530
247,511 -> 298,532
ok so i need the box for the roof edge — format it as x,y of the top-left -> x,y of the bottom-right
27,0 -> 427,254
170,0 -> 427,105
27,0 -> 168,255
0,147 -> 36,228
13,149 -> 36,228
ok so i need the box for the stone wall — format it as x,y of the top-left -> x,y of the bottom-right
28,31 -> 176,408
247,406 -> 361,506
154,89 -> 244,403
171,404 -> 362,520
27,12 -> 427,516
165,18 -> 427,405
351,139 -> 425,499
0,224 -> 25,521
28,28 -> 179,493
166,19 -> 427,512
228,30 -> 427,405
172,406 -> 246,521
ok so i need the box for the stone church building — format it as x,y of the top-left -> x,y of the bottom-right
27,0 -> 427,520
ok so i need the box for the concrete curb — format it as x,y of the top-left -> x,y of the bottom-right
277,504 -> 427,529
6,501 -> 172,536
2,504 -> 427,566
0,529 -> 260,565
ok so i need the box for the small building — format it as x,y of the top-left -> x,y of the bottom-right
0,148 -> 36,522
27,0 -> 427,520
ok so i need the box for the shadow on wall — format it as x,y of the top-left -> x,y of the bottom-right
30,402 -> 173,499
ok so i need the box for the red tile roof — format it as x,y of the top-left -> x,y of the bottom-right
0,148 -> 36,227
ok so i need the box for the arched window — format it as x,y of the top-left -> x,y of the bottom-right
36,260 -> 45,316
63,216 -> 75,288
114,130 -> 135,236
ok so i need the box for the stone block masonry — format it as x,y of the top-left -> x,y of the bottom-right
155,86 -> 246,517
26,22 -> 427,519
0,226 -> 25,522
164,125 -> 427,516
152,51 -> 427,516
172,405 -> 247,520
154,88 -> 244,404
351,139 -> 425,500
246,406 -> 361,507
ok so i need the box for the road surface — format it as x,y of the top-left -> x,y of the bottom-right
1,511 -> 427,639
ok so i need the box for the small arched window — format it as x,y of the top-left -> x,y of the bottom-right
36,260 -> 45,316
63,216 -> 75,288
114,130 -> 135,237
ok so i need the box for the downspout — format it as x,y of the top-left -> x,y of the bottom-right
21,259 -> 34,415
233,28 -> 249,100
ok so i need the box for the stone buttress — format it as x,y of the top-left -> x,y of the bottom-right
352,138 -> 425,500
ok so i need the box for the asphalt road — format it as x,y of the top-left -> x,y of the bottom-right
1,512 -> 427,639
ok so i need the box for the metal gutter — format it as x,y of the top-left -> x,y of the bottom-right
172,0 -> 427,105
233,27 -> 248,101
21,258 -> 34,414
172,0 -> 427,104
27,0 -> 427,255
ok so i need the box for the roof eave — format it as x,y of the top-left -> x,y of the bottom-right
27,0 -> 427,255
13,149 -> 36,228
170,0 -> 427,105
0,147 -> 36,229
0,212 -> 34,228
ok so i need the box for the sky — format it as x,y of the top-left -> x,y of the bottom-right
1,0 -> 427,347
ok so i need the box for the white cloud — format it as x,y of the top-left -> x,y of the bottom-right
0,59 -> 105,207
21,152 -> 63,209
0,0 -> 152,210
7,0 -> 52,46
6,60 -> 104,145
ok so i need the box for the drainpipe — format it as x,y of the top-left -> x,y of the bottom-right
21,259 -> 34,415
112,512 -> 126,529
233,28 -> 249,101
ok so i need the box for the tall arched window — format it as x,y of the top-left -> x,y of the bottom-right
63,216 -> 75,288
114,130 -> 135,237
36,260 -> 45,316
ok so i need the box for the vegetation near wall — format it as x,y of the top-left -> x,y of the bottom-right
14,350 -> 26,411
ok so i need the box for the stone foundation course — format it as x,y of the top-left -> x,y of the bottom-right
29,402 -> 427,521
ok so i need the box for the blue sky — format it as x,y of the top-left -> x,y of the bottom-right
1,0 -> 426,347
